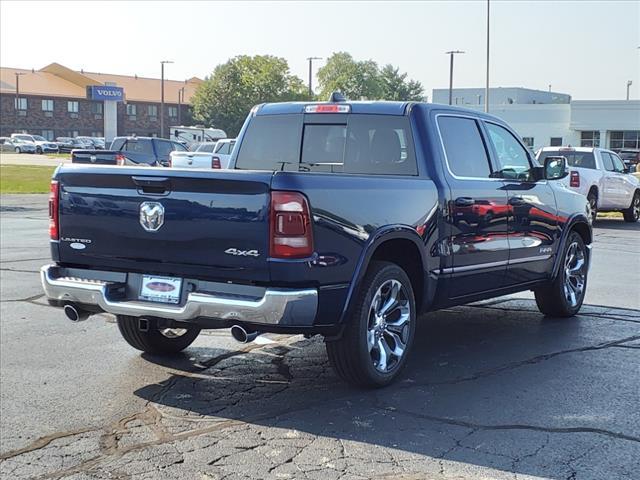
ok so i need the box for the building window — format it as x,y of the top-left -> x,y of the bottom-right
42,99 -> 54,111
168,106 -> 178,118
67,101 -> 79,113
580,131 -> 600,147
522,137 -> 534,148
91,131 -> 103,137
42,130 -> 54,141
91,102 -> 103,114
15,97 -> 27,110
609,131 -> 640,151
68,131 -> 79,137
126,104 -> 137,118
550,137 -> 563,147
147,105 -> 158,117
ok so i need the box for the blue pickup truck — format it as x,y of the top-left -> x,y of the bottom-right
41,98 -> 592,387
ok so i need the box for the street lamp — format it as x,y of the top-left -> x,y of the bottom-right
626,80 -> 633,100
160,60 -> 173,138
485,0 -> 490,112
445,50 -> 465,105
306,57 -> 322,97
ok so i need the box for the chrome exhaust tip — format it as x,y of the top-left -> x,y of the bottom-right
63,303 -> 90,322
230,325 -> 259,343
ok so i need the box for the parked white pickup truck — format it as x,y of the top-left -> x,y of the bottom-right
170,139 -> 236,170
537,147 -> 640,223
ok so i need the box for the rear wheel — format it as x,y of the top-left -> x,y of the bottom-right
622,192 -> 640,223
117,315 -> 200,354
534,231 -> 588,317
586,191 -> 598,224
14,147 -> 21,154
326,261 -> 416,387
36,146 -> 42,154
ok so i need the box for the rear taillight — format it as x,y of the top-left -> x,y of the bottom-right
570,171 -> 580,187
212,156 -> 221,169
115,153 -> 125,166
270,191 -> 313,258
49,180 -> 59,240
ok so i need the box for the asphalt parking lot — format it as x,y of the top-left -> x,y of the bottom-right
0,194 -> 638,480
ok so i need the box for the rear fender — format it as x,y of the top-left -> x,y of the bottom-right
338,225 -> 427,324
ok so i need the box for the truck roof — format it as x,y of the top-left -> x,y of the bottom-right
256,101 -> 508,121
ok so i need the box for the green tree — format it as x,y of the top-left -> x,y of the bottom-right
191,55 -> 309,136
317,53 -> 424,102
316,52 -> 382,101
379,64 -> 425,101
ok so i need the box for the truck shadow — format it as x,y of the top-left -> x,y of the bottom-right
134,300 -> 639,479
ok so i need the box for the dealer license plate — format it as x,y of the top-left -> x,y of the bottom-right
139,275 -> 182,304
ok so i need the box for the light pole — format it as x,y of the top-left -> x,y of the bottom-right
626,80 -> 633,100
160,60 -> 173,138
445,50 -> 465,105
178,85 -> 185,126
306,57 -> 322,97
485,0 -> 490,112
14,72 -> 26,128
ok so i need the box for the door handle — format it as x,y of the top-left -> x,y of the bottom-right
455,197 -> 475,207
509,196 -> 526,206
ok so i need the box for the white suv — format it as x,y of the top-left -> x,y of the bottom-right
11,134 -> 59,154
537,147 -> 640,223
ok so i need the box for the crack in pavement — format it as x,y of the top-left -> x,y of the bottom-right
3,293 -> 45,303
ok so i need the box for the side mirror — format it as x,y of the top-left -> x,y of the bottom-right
543,156 -> 568,180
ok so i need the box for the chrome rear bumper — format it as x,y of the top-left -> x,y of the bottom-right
41,265 -> 318,326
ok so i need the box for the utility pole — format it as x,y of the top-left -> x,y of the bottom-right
14,72 -> 26,127
178,86 -> 185,126
485,0 -> 490,112
160,60 -> 173,138
306,57 -> 322,97
445,51 -> 465,105
627,80 -> 633,100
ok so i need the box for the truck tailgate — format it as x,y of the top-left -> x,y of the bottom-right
71,150 -> 118,165
56,167 -> 272,283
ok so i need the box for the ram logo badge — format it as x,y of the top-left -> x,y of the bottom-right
139,202 -> 165,232
225,248 -> 260,257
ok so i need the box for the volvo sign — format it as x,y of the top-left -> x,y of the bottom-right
86,85 -> 124,102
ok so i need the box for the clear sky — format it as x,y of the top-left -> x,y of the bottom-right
1,1 -> 639,100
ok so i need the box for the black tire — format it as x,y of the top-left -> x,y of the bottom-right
326,261 -> 416,388
116,315 -> 200,354
534,231 -> 588,317
622,192 -> 640,223
587,190 -> 598,224
36,146 -> 42,154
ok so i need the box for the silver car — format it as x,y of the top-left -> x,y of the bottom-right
0,137 -> 36,153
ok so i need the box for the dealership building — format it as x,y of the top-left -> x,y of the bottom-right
0,63 -> 202,140
432,87 -> 640,152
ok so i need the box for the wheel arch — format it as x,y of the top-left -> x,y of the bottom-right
551,214 -> 592,281
339,226 -> 427,324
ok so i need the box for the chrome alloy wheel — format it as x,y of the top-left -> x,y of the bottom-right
367,279 -> 411,373
633,196 -> 640,219
563,241 -> 586,308
159,328 -> 188,339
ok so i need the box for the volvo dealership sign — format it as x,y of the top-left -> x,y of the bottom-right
86,85 -> 124,102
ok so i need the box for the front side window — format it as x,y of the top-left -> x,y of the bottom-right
42,99 -> 54,111
67,101 -> 79,113
611,154 -> 625,172
485,122 -> 532,180
437,116 -> 491,178
601,152 -> 615,171
155,140 -> 174,158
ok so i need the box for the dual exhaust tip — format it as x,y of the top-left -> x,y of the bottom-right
63,304 -> 260,344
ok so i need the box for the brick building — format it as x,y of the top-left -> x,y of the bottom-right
0,63 -> 202,139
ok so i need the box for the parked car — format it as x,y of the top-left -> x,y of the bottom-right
10,134 -> 59,154
618,149 -> 640,171
42,98 -> 593,387
0,136 -> 36,153
194,139 -> 236,169
537,147 -> 640,223
56,137 -> 87,153
71,136 -> 188,166
77,136 -> 105,150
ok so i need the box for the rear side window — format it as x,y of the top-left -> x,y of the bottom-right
538,150 -> 596,169
437,116 -> 491,178
235,114 -> 417,175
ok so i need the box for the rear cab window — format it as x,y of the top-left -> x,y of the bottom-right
235,113 -> 417,175
538,149 -> 596,169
